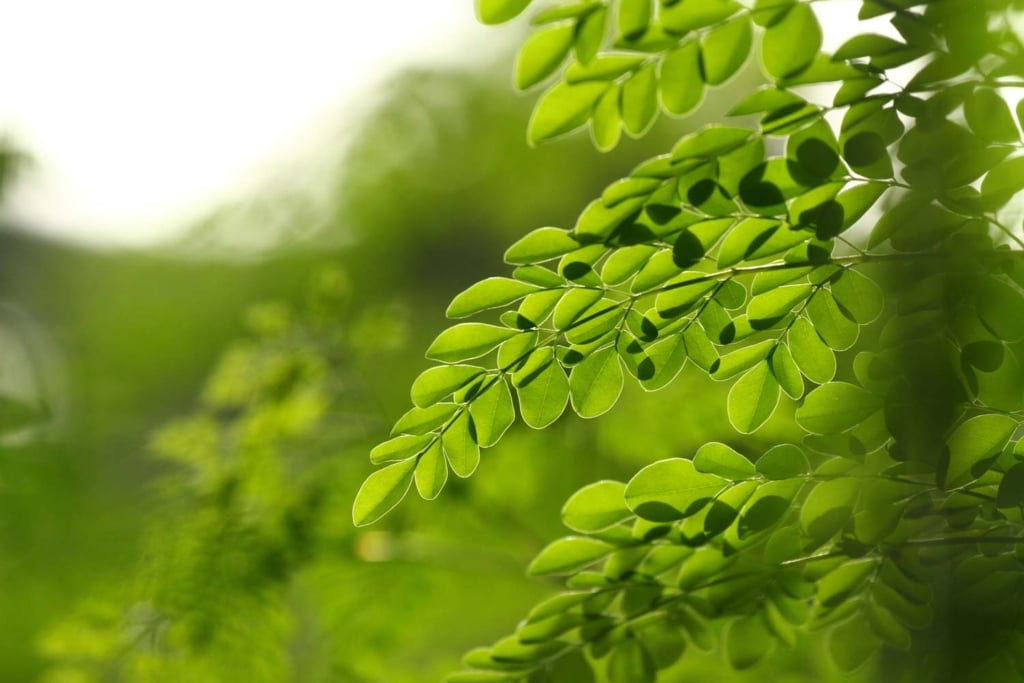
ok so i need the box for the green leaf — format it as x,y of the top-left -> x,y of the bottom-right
997,462 -> 1024,508
625,458 -> 727,522
662,0 -> 740,33
352,458 -> 417,526
837,182 -> 887,231
716,217 -> 782,268
800,477 -> 860,542
415,440 -> 448,500
552,288 -> 604,329
704,480 -> 758,535
516,23 -> 575,90
769,344 -> 803,399
787,316 -> 836,384
725,615 -> 774,669
730,87 -> 804,116
531,2 -> 601,25
622,64 -> 658,136
828,617 -> 879,673
748,284 -> 813,326
569,345 -> 625,417
654,273 -> 715,316
981,155 -> 1024,202
795,382 -> 880,435
945,414 -> 1017,485
830,268 -> 884,324
676,547 -> 733,589
700,16 -> 752,86
442,410 -> 481,478
816,558 -> 875,607
964,89 -> 1019,143
562,480 -> 631,532
805,292 -> 859,350
617,0 -> 650,39
756,443 -> 809,479
448,278 -> 542,318
516,348 -> 570,428
391,403 -> 458,437
762,3 -> 820,79
371,433 -> 433,465
694,442 -> 756,479
638,623 -> 686,670
411,365 -> 486,408
591,82 -> 623,151
738,479 -> 800,538
672,126 -> 751,161
659,41 -> 704,115
427,323 -> 519,363
865,601 -> 911,650
833,33 -> 905,60
469,378 -> 515,447
477,0 -> 532,25
528,536 -> 615,575
567,54 -> 645,82
528,81 -> 609,144
727,362 -> 781,434
506,227 -> 579,264
575,195 -> 647,240
751,0 -> 794,26
976,278 -> 1024,342
715,340 -> 774,380
574,6 -> 607,64
608,637 -> 655,683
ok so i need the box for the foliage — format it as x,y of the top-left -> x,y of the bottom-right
356,0 -> 1024,680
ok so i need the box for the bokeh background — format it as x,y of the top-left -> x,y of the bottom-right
1,3 -> 868,680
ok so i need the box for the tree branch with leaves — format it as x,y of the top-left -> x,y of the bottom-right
356,0 -> 1024,680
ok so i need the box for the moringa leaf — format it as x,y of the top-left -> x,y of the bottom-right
353,458 -> 417,526
625,458 -> 727,521
762,3 -> 820,79
569,345 -> 625,417
515,23 -> 575,90
477,0 -> 532,25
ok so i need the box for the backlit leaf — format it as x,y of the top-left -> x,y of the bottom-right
562,480 -> 631,532
762,4 -> 820,78
625,458 -> 727,522
469,378 -> 515,447
528,81 -> 609,144
660,41 -> 704,115
427,323 -> 520,363
945,414 -> 1017,485
411,365 -> 486,408
516,348 -> 570,428
477,0 -> 532,25
415,440 -> 448,499
727,362 -> 781,434
528,537 -> 615,575
516,23 -> 575,90
443,410 -> 481,478
569,345 -> 625,417
694,442 -> 756,479
700,16 -> 752,86
353,458 -> 417,526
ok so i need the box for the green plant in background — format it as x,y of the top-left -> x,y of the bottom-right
356,0 -> 1024,680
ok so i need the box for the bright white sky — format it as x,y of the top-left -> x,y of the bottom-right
1,1 -> 877,248
0,0 -> 491,246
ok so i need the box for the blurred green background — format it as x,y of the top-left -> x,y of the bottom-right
0,42 -> 857,681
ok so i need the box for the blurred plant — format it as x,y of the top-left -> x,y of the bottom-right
36,267 -> 375,682
355,1 -> 1024,681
